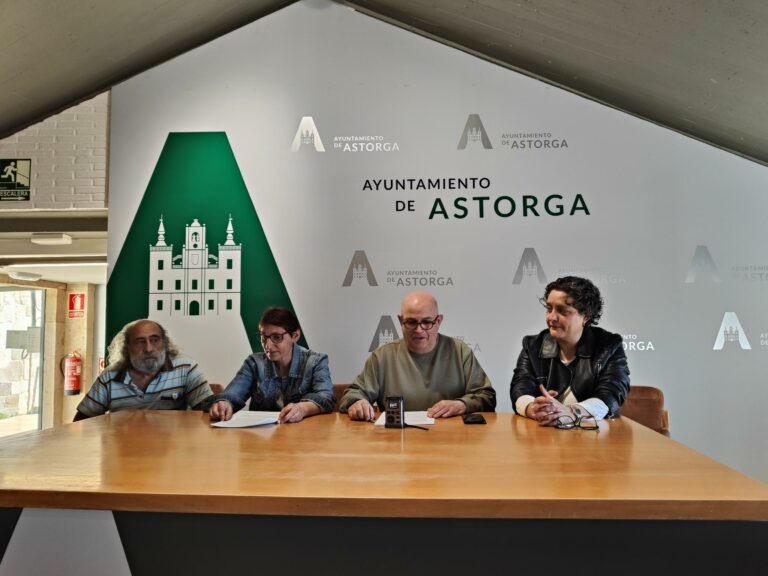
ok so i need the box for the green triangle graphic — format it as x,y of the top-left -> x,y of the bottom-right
107,132 -> 303,351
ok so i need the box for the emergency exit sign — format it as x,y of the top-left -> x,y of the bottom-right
0,159 -> 31,201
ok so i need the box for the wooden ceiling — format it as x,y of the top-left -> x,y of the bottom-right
1,0 -> 766,164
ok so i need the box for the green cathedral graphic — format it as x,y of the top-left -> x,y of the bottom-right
107,132 -> 303,352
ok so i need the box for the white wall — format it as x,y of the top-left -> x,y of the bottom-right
108,0 -> 768,481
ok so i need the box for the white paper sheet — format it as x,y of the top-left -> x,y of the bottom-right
210,411 -> 279,428
374,411 -> 435,426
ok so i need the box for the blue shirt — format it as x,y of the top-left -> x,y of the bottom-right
205,344 -> 334,414
76,356 -> 212,417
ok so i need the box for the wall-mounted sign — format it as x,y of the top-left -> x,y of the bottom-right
5,328 -> 41,353
0,159 -> 31,201
106,0 -> 768,483
68,293 -> 86,319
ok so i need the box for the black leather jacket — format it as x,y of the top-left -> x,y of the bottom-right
510,326 -> 630,417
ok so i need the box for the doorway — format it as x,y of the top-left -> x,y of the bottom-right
0,287 -> 45,438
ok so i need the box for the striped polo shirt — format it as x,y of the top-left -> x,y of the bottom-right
76,356 -> 212,417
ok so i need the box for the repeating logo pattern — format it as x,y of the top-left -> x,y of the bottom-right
686,245 -> 721,283
342,250 -> 454,288
457,114 -> 492,150
291,117 -> 325,152
342,250 -> 378,286
512,248 -> 547,284
369,316 -> 400,352
289,114 -> 573,156
713,312 -> 751,350
621,334 -> 655,352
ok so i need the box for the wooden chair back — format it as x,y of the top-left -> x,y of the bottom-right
209,383 -> 224,395
622,385 -> 669,436
333,383 -> 349,412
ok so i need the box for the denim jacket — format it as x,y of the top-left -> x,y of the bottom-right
204,344 -> 334,414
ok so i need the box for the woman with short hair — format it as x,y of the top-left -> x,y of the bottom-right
511,276 -> 629,426
206,307 -> 334,423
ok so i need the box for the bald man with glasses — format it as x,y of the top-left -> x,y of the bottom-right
339,291 -> 496,420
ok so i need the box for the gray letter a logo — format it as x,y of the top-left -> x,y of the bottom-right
512,248 -> 547,284
713,312 -> 751,350
291,116 -> 325,152
369,316 -> 399,352
457,114 -> 492,150
685,245 -> 721,283
342,250 -> 378,286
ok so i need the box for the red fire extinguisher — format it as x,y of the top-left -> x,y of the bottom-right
61,352 -> 82,396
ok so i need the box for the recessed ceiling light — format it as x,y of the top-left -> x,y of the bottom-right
12,262 -> 106,268
7,271 -> 42,281
30,233 -> 73,246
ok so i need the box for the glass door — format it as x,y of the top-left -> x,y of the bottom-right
0,287 -> 45,438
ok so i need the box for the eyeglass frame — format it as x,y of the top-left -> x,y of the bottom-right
555,413 -> 599,431
398,315 -> 443,331
258,331 -> 294,345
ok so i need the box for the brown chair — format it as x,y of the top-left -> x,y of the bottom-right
621,385 -> 669,436
333,383 -> 349,412
209,383 -> 224,394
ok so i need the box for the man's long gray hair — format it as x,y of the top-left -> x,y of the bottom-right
107,319 -> 180,370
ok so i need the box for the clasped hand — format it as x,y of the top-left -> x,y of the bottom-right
526,384 -> 574,426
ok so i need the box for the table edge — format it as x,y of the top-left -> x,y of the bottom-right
2,491 -> 766,521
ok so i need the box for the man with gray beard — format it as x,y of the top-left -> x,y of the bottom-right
74,319 -> 212,420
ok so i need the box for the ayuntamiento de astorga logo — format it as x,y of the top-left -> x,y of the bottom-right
342,251 -> 378,287
291,116 -> 399,153
107,132 -> 304,350
686,245 -> 722,283
713,312 -> 751,350
686,244 -> 768,284
512,248 -> 547,284
369,316 -> 400,352
457,114 -> 493,150
147,214 -> 242,318
291,117 -> 325,152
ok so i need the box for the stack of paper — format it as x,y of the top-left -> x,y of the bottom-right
374,411 -> 435,426
210,411 -> 279,428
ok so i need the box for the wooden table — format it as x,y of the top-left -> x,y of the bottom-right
1,411 -> 766,575
1,410 -> 766,519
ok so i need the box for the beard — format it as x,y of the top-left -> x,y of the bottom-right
130,348 -> 166,374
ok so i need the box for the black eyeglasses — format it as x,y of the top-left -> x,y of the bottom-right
258,331 -> 290,345
555,414 -> 599,431
400,318 -> 439,331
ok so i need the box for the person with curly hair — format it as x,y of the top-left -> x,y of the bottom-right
74,319 -> 212,420
511,276 -> 629,426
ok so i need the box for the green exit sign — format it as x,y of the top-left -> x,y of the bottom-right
0,159 -> 31,201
